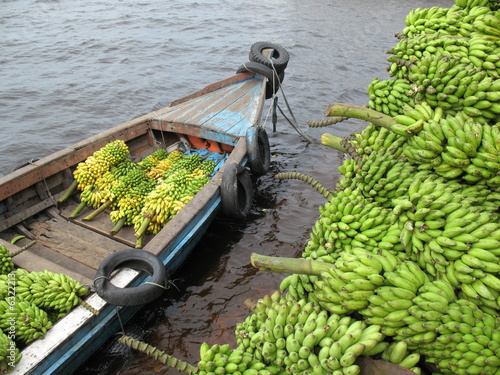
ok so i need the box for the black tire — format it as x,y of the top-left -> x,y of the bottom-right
94,249 -> 166,306
220,163 -> 253,219
249,42 -> 289,73
236,61 -> 280,99
246,127 -> 270,177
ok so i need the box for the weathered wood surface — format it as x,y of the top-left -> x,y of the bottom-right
155,75 -> 265,138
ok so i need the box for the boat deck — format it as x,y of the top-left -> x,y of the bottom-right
152,74 -> 265,143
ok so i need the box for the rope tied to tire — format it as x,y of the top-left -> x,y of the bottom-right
239,42 -> 317,144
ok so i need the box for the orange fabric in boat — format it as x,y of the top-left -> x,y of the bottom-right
188,135 -> 209,149
187,135 -> 223,153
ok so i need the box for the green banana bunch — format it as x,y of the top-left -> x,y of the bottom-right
0,295 -> 52,344
311,250 -> 385,315
380,341 -> 422,374
235,291 -> 385,375
0,329 -> 21,373
136,148 -> 169,173
279,273 -> 317,302
421,298 -> 500,374
15,268 -> 88,315
361,260 -> 431,336
197,343 -> 281,375
403,5 -> 468,38
367,77 -> 413,117
0,245 -> 14,275
391,279 -> 456,349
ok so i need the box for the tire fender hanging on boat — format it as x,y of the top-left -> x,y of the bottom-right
249,41 -> 290,73
220,162 -> 253,219
236,61 -> 281,99
94,249 -> 166,306
246,126 -> 271,176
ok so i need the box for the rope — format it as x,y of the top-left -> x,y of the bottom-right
32,160 -> 59,206
144,281 -> 170,290
152,111 -> 167,148
267,59 -> 317,144
115,306 -> 126,334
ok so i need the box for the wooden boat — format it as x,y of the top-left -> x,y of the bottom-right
0,42 -> 289,374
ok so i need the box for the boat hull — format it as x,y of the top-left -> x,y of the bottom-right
1,66 -> 269,374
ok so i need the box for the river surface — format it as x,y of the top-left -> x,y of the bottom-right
1,0 -> 453,374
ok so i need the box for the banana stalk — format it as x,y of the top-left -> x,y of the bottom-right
79,298 -> 99,316
251,252 -> 335,277
69,201 -> 87,218
118,335 -> 199,374
324,103 -> 397,131
82,200 -> 112,221
274,172 -> 333,200
8,240 -> 36,257
307,116 -> 348,128
320,133 -> 348,152
110,217 -> 126,236
58,180 -> 78,203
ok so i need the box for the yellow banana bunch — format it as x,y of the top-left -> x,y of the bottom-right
72,139 -> 129,191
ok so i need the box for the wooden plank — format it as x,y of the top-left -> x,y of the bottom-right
27,217 -> 126,270
0,238 -> 92,285
167,80 -> 252,125
169,72 -> 253,107
200,81 -> 263,136
0,191 -> 64,233
57,203 -> 152,248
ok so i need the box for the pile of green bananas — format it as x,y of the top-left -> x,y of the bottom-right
0,329 -> 21,373
0,268 -> 89,351
366,1 -> 500,125
133,155 -> 216,243
0,245 -> 14,275
234,291 -> 389,375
